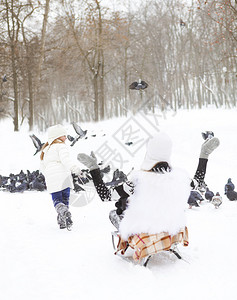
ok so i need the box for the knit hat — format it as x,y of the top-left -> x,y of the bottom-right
141,132 -> 172,171
47,124 -> 67,144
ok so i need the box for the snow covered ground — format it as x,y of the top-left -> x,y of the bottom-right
1,108 -> 237,300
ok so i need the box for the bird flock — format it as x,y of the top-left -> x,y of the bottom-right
0,166 -> 129,194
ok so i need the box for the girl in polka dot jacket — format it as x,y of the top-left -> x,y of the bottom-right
78,132 -> 219,229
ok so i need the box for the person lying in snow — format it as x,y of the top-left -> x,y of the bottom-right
78,132 -> 220,231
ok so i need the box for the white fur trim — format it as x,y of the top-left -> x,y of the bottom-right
119,169 -> 191,240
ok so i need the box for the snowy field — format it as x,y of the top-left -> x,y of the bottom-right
1,108 -> 237,300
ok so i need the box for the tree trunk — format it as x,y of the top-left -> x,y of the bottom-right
93,74 -> 99,121
22,25 -> 34,131
6,0 -> 19,131
11,44 -> 19,131
35,0 -> 50,105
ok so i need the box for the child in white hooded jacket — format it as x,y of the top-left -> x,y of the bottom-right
40,124 -> 81,229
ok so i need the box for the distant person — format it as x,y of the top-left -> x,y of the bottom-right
40,124 -> 82,230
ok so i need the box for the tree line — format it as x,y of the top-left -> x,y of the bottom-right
0,0 -> 236,131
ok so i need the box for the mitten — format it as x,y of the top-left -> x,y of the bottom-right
77,151 -> 99,171
200,137 -> 220,159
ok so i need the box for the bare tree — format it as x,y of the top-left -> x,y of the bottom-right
3,0 -> 22,131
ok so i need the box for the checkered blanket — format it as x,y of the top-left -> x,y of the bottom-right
115,227 -> 189,262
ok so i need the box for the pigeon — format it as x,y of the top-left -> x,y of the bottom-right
67,134 -> 75,142
80,170 -> 93,180
100,165 -> 111,174
99,165 -> 111,179
17,170 -> 27,182
73,122 -> 87,137
30,176 -> 46,191
225,179 -> 237,201
0,169 -> 46,193
14,181 -> 29,193
7,179 -> 17,193
0,175 -> 9,188
225,178 -> 235,194
129,79 -> 148,90
105,169 -> 128,187
2,74 -> 7,82
205,188 -> 214,201
125,142 -> 133,146
68,122 -> 87,146
30,134 -> 45,155
78,176 -> 90,185
180,19 -> 186,26
226,190 -> 237,201
188,190 -> 204,208
201,131 -> 214,140
73,182 -> 85,192
211,192 -> 222,209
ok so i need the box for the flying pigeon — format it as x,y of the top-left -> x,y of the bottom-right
2,74 -> 7,82
125,142 -> 133,146
29,134 -> 45,155
68,122 -> 87,146
201,131 -> 214,140
129,79 -> 148,90
180,19 -> 186,26
105,169 -> 128,187
100,165 -> 111,174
